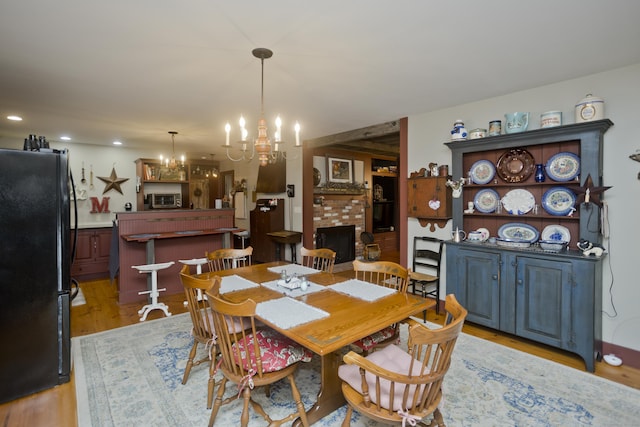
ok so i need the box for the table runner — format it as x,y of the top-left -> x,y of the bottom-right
256,297 -> 329,329
261,279 -> 325,297
327,279 -> 397,302
267,264 -> 321,276
219,274 -> 259,294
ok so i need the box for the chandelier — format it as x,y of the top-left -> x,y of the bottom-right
160,131 -> 184,170
223,48 -> 301,166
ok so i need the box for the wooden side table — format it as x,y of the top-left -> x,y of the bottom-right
266,230 -> 303,263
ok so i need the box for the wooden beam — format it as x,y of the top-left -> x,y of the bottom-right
306,121 -> 400,148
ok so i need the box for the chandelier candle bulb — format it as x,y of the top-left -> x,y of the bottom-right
225,123 -> 230,146
295,122 -> 301,146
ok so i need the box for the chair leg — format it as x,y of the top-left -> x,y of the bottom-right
207,355 -> 216,409
288,374 -> 309,427
208,377 -> 227,427
181,341 -> 198,384
240,386 -> 251,427
342,404 -> 353,426
426,407 -> 445,427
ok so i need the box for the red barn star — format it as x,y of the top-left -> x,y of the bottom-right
98,167 -> 129,195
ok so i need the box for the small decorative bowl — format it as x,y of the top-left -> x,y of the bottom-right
539,240 -> 568,252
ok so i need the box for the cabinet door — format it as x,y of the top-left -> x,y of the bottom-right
72,230 -> 93,263
515,256 -> 572,348
447,246 -> 501,329
95,229 -> 113,262
407,177 -> 451,220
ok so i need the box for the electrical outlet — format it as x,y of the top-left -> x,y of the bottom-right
286,184 -> 295,198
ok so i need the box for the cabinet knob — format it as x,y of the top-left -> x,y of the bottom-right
492,274 -> 498,280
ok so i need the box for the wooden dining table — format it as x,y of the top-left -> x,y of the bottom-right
197,261 -> 434,425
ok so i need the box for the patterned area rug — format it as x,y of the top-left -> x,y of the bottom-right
73,313 -> 640,426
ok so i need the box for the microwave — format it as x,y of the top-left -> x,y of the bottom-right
148,193 -> 182,209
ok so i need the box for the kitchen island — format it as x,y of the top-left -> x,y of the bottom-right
116,209 -> 237,304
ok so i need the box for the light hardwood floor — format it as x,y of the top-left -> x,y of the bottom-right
1,274 -> 638,426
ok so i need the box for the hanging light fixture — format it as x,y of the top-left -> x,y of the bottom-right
160,131 -> 184,170
222,48 -> 301,166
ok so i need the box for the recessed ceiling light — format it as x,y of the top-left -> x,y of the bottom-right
60,136 -> 71,141
113,141 -> 122,145
7,115 -> 22,121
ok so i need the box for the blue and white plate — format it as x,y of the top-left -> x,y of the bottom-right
498,223 -> 540,243
541,225 -> 571,242
469,160 -> 495,185
542,187 -> 577,216
474,188 -> 500,213
545,152 -> 580,182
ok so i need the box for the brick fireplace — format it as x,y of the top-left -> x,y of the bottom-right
312,197 -> 366,260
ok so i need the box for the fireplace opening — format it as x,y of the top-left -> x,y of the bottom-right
316,225 -> 355,264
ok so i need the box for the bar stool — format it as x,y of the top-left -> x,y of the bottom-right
131,261 -> 174,321
178,258 -> 208,306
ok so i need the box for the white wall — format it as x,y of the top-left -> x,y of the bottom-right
407,63 -> 640,352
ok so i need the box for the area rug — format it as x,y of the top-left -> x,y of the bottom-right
73,313 -> 640,426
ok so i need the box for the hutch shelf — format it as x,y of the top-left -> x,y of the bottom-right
445,119 -> 612,372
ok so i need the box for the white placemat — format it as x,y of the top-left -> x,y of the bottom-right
219,274 -> 260,294
267,264 -> 321,276
256,297 -> 329,329
327,279 -> 397,302
261,279 -> 325,297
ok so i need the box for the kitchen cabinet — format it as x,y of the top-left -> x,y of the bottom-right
444,119 -> 612,372
447,243 -> 602,372
407,175 -> 452,231
134,158 -> 220,210
71,227 -> 112,279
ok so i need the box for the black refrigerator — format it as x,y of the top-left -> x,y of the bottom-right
0,148 -> 72,403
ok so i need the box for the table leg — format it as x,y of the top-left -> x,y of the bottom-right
274,243 -> 282,261
289,243 -> 297,263
293,352 -> 345,426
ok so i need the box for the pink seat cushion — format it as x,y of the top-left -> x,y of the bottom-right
202,312 -> 263,335
232,328 -> 314,372
351,325 -> 399,352
338,344 -> 428,411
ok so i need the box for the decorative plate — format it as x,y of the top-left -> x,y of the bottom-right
313,167 -> 321,186
496,148 -> 536,183
542,187 -> 577,216
541,225 -> 571,243
473,188 -> 500,213
501,188 -> 535,215
545,152 -> 580,182
469,160 -> 495,184
498,223 -> 540,243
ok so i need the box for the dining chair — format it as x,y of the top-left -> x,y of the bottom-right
179,265 -> 221,409
351,260 -> 409,355
338,294 -> 467,427
206,246 -> 253,271
205,290 -> 313,427
300,246 -> 336,273
409,236 -> 444,320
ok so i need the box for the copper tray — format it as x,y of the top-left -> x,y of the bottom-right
496,148 -> 535,183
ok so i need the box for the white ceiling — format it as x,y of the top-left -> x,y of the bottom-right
1,1 -> 639,160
